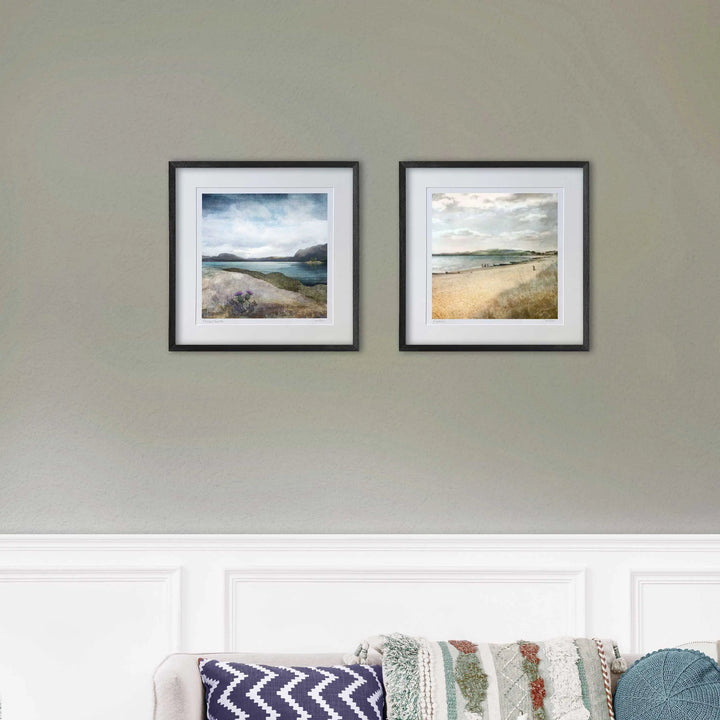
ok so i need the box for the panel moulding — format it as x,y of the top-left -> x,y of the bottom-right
224,566 -> 587,650
0,566 -> 183,650
630,570 -> 720,652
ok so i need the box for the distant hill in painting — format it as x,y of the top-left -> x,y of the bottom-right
433,249 -> 558,257
203,243 -> 327,263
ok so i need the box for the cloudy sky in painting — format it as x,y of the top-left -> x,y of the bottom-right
202,193 -> 328,258
431,192 -> 558,253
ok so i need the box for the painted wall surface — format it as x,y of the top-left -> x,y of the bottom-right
1,1 -> 718,532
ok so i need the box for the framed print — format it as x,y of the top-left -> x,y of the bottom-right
400,161 -> 589,351
170,161 -> 359,350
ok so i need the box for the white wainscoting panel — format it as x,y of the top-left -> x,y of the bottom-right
0,535 -> 718,720
225,568 -> 586,651
0,567 -> 180,720
631,571 -> 720,652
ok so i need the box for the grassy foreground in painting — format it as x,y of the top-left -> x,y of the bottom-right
484,261 -> 558,319
432,258 -> 558,320
202,267 -> 327,319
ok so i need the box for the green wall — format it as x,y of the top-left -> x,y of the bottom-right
2,0 -> 718,532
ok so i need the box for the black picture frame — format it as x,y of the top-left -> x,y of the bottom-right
400,161 -> 589,351
169,161 -> 359,351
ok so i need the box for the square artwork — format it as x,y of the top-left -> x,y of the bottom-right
431,192 -> 558,320
201,193 -> 329,320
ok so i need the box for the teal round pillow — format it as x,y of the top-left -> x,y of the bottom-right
615,649 -> 720,720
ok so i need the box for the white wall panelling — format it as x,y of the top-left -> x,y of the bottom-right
0,535 -> 718,720
224,568 -> 586,651
631,571 -> 720,653
0,567 -> 180,720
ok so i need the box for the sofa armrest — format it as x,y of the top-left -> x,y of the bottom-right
153,654 -> 205,720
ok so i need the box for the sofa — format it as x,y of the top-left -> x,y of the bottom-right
153,646 -> 646,720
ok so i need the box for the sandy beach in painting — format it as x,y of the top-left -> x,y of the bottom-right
432,257 -> 557,319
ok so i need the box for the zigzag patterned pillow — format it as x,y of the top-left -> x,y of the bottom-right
198,659 -> 385,720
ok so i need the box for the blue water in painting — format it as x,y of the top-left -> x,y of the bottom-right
204,261 -> 327,286
432,254 -> 543,274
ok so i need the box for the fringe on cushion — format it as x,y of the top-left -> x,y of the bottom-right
384,633 -> 423,720
345,635 -> 386,666
610,643 -> 627,674
543,638 -> 590,720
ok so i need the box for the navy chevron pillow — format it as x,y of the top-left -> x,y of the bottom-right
199,659 -> 385,720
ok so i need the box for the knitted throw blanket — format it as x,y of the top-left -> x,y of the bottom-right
347,635 -> 623,720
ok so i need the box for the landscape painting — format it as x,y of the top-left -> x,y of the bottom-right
201,192 -> 329,320
431,192 -> 559,320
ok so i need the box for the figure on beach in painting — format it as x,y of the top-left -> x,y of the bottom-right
431,192 -> 558,320
200,192 -> 329,320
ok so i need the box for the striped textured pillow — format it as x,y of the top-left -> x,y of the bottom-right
350,635 -> 620,720
199,659 -> 385,720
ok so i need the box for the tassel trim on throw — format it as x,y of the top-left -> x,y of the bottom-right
610,643 -> 627,674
